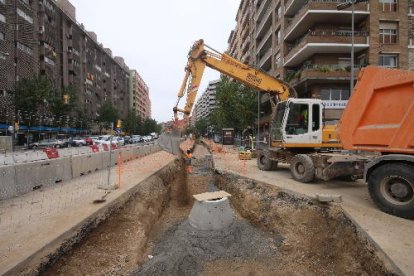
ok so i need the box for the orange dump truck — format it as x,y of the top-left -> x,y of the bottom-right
338,66 -> 414,219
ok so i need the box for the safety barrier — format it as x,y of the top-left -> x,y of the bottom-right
0,165 -> 17,200
71,153 -> 104,177
0,143 -> 162,200
90,144 -> 99,153
15,157 -> 72,196
43,148 -> 60,159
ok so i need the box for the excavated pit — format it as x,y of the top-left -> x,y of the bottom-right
42,145 -> 393,276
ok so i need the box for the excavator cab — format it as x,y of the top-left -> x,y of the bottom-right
271,99 -> 325,148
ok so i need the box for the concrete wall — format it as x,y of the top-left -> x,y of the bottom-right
0,144 -> 162,201
0,136 -> 12,151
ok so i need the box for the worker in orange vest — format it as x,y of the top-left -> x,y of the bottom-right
185,149 -> 193,173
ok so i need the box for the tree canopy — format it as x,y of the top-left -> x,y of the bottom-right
209,77 -> 258,133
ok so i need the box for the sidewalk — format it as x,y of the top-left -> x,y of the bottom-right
0,151 -> 177,275
211,145 -> 414,276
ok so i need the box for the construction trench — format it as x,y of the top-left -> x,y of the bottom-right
41,144 -> 392,276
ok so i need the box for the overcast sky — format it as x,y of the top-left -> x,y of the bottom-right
69,0 -> 241,122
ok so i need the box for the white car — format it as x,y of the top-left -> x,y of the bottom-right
115,136 -> 125,146
94,136 -> 117,147
71,137 -> 88,146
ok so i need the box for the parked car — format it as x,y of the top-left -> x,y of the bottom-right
124,136 -> 132,144
71,137 -> 88,147
143,135 -> 152,142
94,135 -> 118,147
115,136 -> 125,146
89,136 -> 100,144
84,137 -> 94,145
29,139 -> 62,149
54,139 -> 72,148
131,135 -> 143,143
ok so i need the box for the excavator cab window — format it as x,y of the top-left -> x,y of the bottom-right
312,104 -> 320,131
271,102 -> 287,141
285,103 -> 309,135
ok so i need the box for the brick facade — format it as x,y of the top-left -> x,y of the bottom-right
129,70 -> 151,119
229,0 -> 412,125
0,0 -> 133,123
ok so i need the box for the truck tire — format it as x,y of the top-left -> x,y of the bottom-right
290,154 -> 315,183
257,151 -> 276,171
368,163 -> 414,219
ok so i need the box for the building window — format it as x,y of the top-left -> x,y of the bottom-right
320,88 -> 350,101
17,42 -> 33,55
0,13 -> 5,23
17,8 -> 33,24
379,21 -> 398,44
0,31 -> 4,40
379,54 -> 398,67
379,0 -> 397,12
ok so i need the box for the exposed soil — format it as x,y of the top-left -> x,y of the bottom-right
41,144 -> 392,276
215,174 -> 391,275
42,162 -> 186,276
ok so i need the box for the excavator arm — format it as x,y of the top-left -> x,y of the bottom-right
173,39 -> 296,121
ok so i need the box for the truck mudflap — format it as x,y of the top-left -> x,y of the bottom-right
312,154 -> 368,181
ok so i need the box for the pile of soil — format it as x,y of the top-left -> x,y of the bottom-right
133,219 -> 282,276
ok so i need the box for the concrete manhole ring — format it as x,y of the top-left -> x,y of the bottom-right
189,196 -> 234,230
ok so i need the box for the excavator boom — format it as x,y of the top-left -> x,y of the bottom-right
173,39 -> 295,121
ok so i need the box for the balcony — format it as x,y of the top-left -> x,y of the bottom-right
241,38 -> 250,53
287,64 -> 361,87
241,51 -> 251,64
255,0 -> 271,22
256,28 -> 272,54
284,31 -> 369,67
256,7 -> 273,39
284,0 -> 369,41
241,25 -> 250,41
258,47 -> 272,69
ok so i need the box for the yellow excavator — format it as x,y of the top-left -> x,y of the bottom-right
173,39 -> 414,219
173,39 -> 294,121
173,39 -> 340,151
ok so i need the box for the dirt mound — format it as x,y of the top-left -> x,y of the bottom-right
132,219 -> 282,276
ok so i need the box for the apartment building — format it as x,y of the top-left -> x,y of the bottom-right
0,0 -> 131,123
193,79 -> 219,121
229,0 -> 413,126
129,70 -> 151,119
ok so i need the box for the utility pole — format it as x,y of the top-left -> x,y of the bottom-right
13,0 -> 19,151
337,0 -> 367,93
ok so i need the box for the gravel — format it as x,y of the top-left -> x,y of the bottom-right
132,218 -> 282,276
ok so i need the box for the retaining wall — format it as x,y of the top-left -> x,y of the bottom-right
0,144 -> 162,201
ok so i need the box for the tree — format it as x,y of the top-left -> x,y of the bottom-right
142,118 -> 158,134
124,110 -> 139,135
13,75 -> 55,117
97,102 -> 119,133
210,77 -> 258,133
194,117 -> 209,136
49,86 -> 78,126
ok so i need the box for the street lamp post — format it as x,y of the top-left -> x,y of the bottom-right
336,0 -> 367,93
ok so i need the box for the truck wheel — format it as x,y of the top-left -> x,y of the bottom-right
290,154 -> 315,183
368,163 -> 414,219
257,151 -> 276,171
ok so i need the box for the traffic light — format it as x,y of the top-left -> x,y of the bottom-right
116,119 -> 122,128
